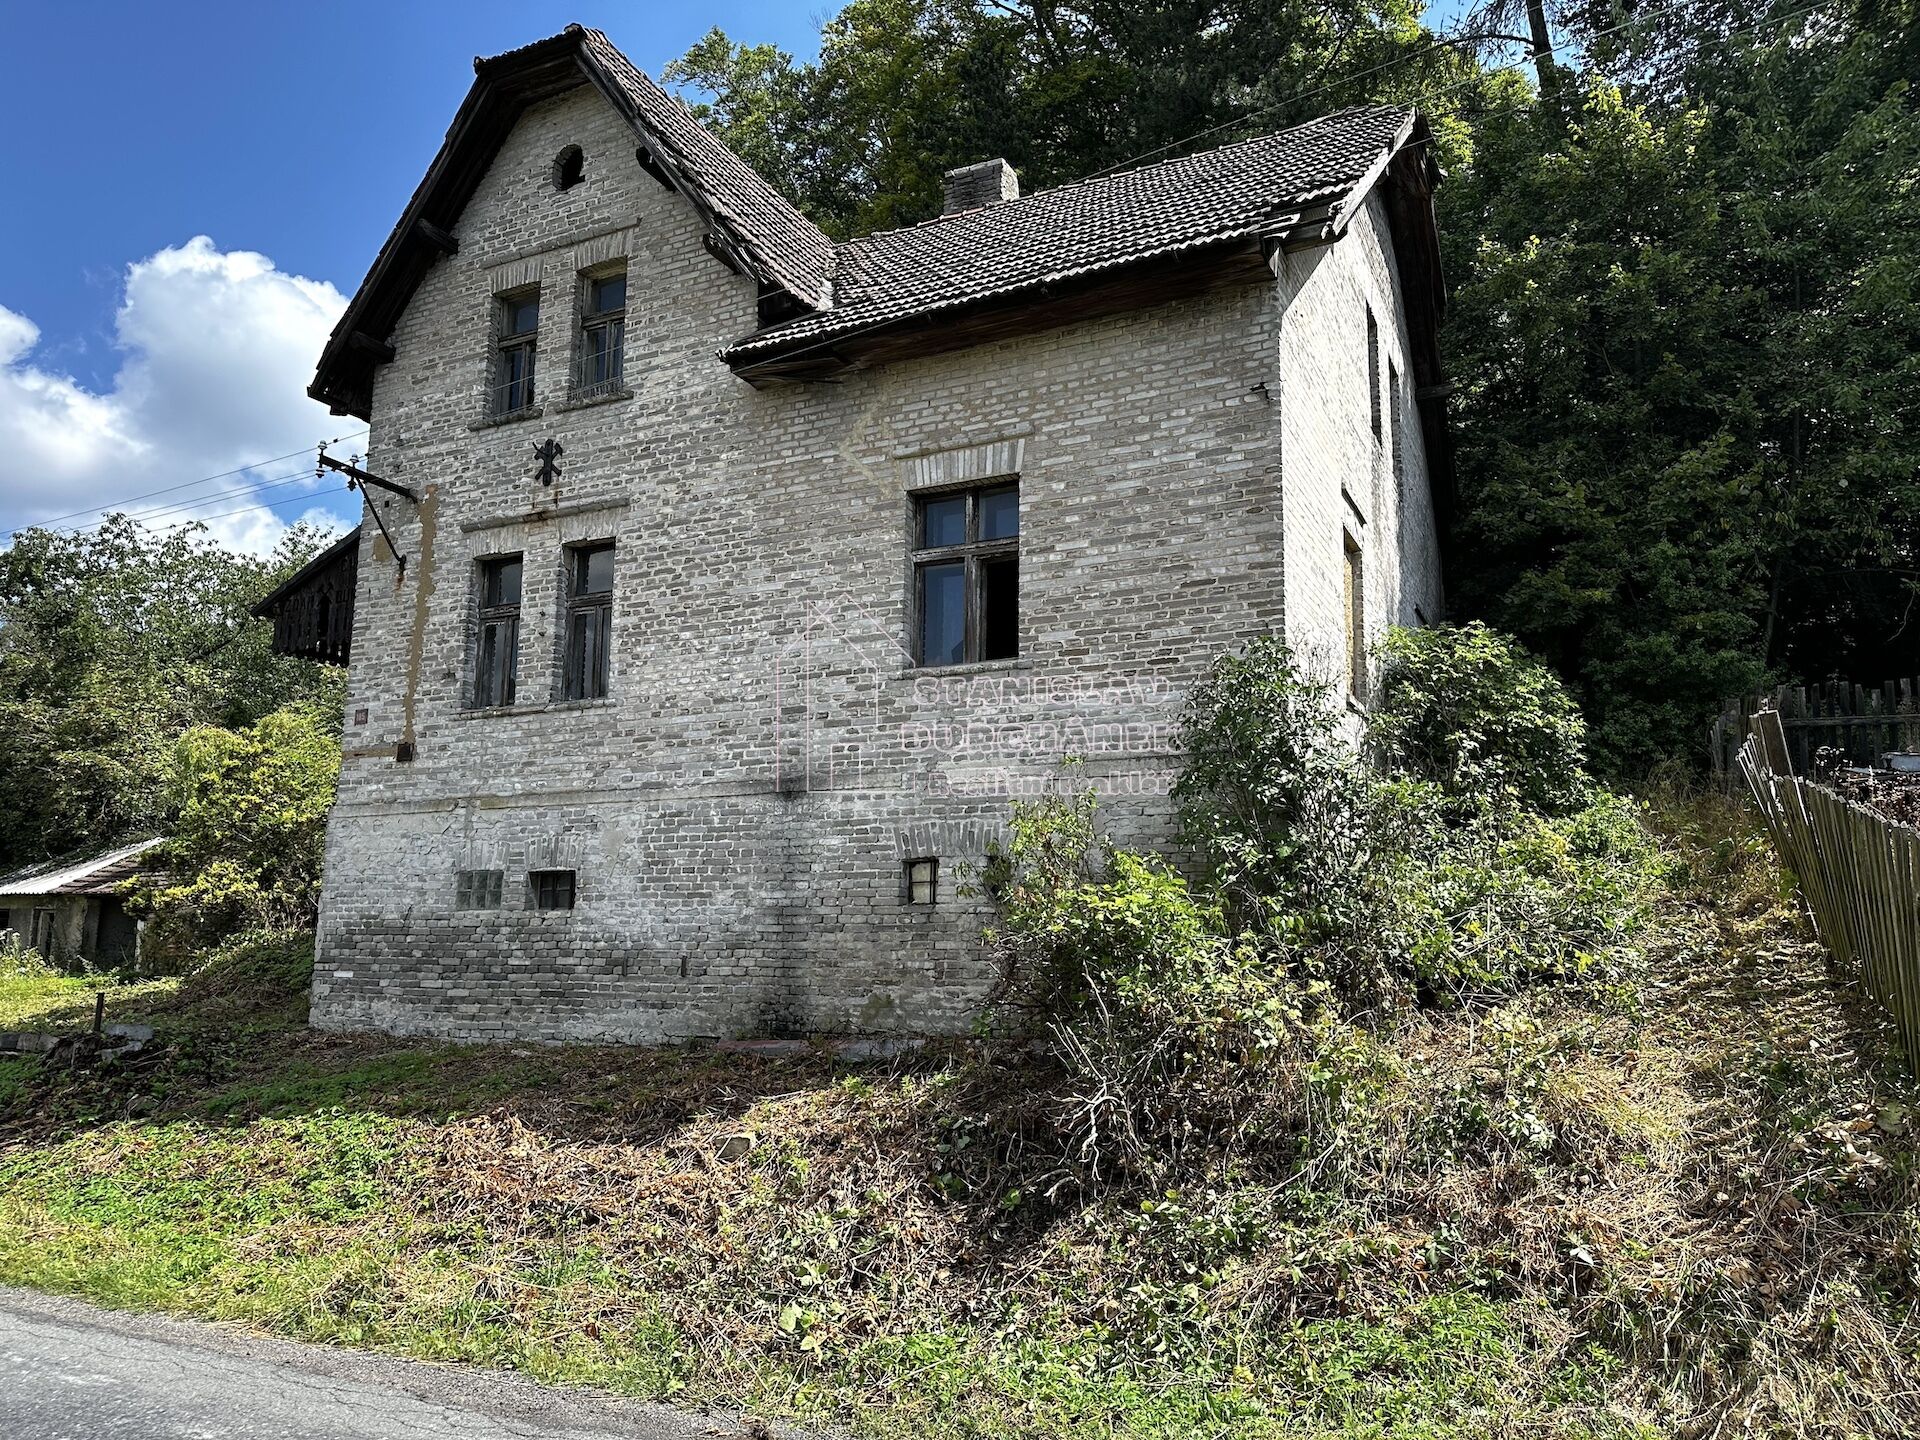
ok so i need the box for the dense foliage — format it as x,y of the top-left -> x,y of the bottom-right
0,519 -> 339,874
125,704 -> 342,958
989,629 -> 1664,1179
671,0 -> 1920,771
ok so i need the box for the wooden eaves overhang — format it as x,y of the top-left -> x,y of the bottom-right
250,526 -> 361,665
308,25 -> 832,421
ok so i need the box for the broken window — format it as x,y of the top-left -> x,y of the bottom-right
474,554 -> 522,709
562,542 -> 614,701
575,270 -> 626,397
552,144 -> 585,192
912,481 -> 1019,667
903,858 -> 938,905
493,289 -> 539,415
529,869 -> 577,911
455,869 -> 504,910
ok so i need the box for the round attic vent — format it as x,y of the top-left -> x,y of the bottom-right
552,145 -> 585,192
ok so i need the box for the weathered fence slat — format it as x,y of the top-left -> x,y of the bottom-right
1740,715 -> 1920,1076
1713,675 -> 1920,783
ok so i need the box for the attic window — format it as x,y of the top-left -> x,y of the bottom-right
553,146 -> 585,192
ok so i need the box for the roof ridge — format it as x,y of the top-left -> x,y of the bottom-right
845,103 -> 1410,245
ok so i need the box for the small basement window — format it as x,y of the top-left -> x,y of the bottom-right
903,858 -> 938,905
455,869 -> 504,910
553,145 -> 585,191
529,869 -> 577,911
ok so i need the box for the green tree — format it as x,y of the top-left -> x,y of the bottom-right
0,517 -> 341,870
126,703 -> 342,953
1442,2 -> 1920,769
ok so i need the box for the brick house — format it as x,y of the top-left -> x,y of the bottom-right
268,24 -> 1449,1043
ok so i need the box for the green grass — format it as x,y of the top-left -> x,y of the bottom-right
0,855 -> 1913,1440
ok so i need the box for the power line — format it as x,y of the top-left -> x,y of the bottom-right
8,428 -> 367,537
47,462 -> 346,535
145,484 -> 355,534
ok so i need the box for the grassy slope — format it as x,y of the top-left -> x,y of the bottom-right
0,804 -> 1915,1440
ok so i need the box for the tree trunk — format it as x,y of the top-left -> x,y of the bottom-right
1526,0 -> 1561,97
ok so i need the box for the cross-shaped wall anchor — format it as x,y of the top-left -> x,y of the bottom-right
533,438 -> 564,486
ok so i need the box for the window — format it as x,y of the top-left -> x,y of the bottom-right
552,144 -> 585,191
912,482 -> 1019,667
0,908 -> 10,939
455,869 -> 504,910
474,554 -> 522,708
575,271 -> 626,397
562,542 -> 615,700
1366,306 -> 1382,442
529,869 -> 577,911
1387,358 -> 1403,497
1343,533 -> 1366,701
904,858 -> 938,905
493,289 -> 539,415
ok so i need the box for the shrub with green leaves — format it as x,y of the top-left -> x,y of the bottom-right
1369,623 -> 1590,817
125,703 -> 340,957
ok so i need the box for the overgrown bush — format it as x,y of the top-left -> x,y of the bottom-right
125,703 -> 339,955
1370,622 -> 1590,817
167,929 -> 314,1023
987,628 -> 1664,1185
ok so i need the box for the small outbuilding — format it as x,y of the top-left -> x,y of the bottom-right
0,839 -> 163,968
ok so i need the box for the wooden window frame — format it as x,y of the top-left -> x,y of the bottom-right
910,481 -> 1019,667
903,857 -> 938,905
473,554 -> 522,709
529,869 -> 577,911
561,541 -> 615,702
574,267 -> 627,399
455,869 -> 504,910
493,287 -> 540,416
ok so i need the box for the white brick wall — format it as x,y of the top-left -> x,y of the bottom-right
313,83 -> 1444,1043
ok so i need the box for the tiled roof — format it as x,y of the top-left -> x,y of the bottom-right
577,29 -> 836,308
723,104 -> 1415,364
0,839 -> 163,898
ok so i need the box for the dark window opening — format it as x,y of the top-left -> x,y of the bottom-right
904,858 -> 938,905
562,542 -> 614,701
493,290 -> 540,415
1387,358 -> 1403,499
912,481 -> 1019,667
1366,306 -> 1382,442
553,145 -> 585,191
576,270 -> 627,397
475,554 -> 522,708
455,869 -> 504,910
1344,533 -> 1366,702
530,869 -> 577,911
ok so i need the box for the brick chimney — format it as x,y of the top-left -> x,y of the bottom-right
943,159 -> 1019,214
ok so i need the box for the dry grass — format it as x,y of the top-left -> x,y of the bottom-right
0,794 -> 1915,1438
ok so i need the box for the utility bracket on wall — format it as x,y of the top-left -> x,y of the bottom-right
319,446 -> 417,577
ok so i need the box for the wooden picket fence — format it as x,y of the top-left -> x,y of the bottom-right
1739,709 -> 1920,1075
1712,676 -> 1920,782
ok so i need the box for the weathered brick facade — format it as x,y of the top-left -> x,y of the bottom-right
310,74 -> 1443,1044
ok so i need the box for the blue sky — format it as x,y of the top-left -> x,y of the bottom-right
0,1 -> 1472,548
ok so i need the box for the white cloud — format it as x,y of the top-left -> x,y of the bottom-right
0,237 -> 358,552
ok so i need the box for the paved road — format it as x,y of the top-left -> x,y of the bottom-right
0,1285 -> 770,1439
